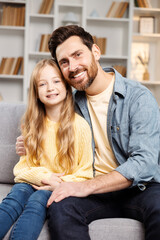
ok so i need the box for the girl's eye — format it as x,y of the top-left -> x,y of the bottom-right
39,83 -> 46,87
54,80 -> 61,84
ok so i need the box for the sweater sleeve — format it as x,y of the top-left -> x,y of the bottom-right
61,116 -> 93,182
13,156 -> 52,186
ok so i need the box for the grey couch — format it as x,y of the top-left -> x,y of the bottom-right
0,102 -> 145,240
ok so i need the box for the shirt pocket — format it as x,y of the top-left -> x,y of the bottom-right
111,122 -> 130,154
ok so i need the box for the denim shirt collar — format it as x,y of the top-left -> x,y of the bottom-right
103,67 -> 126,100
74,67 -> 126,118
75,67 -> 126,102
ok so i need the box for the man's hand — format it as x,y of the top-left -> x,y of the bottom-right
32,173 -> 64,191
47,181 -> 91,207
16,135 -> 26,156
46,171 -> 132,207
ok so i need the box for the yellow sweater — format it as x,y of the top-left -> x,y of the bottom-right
14,113 -> 93,186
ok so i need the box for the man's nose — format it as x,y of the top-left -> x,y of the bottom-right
69,59 -> 78,72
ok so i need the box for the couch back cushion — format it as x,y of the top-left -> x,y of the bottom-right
0,102 -> 26,183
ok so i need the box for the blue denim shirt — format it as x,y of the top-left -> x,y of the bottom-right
74,68 -> 160,188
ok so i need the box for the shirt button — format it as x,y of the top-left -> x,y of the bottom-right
117,126 -> 120,131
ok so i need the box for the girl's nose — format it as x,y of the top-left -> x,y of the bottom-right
47,82 -> 55,91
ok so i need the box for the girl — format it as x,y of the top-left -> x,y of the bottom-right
0,59 -> 93,240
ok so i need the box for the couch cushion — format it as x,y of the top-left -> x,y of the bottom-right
0,103 -> 26,183
0,183 -> 13,202
0,145 -> 20,183
89,218 -> 145,240
0,102 -> 25,144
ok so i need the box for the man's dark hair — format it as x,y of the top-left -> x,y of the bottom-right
48,25 -> 94,61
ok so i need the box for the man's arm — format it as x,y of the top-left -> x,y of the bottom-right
46,170 -> 132,206
16,135 -> 26,156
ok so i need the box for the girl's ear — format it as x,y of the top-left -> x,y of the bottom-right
92,43 -> 101,61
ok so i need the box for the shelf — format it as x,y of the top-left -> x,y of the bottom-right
87,17 -> 129,22
29,52 -> 51,58
0,0 -> 26,4
29,14 -> 55,19
0,26 -> 25,30
133,33 -> 160,41
134,7 -> 160,16
138,80 -> 160,85
133,33 -> 160,37
0,74 -> 24,79
101,55 -> 128,60
58,3 -> 83,8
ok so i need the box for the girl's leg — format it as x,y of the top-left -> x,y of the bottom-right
9,190 -> 51,240
0,183 -> 34,239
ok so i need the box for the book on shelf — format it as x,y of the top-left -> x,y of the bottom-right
10,58 -> 18,75
139,16 -> 154,34
0,57 -> 23,75
106,2 -> 120,18
97,38 -> 107,55
0,58 -> 6,74
106,1 -> 129,18
92,36 -> 107,55
113,65 -> 126,77
1,5 -> 7,25
38,0 -> 54,14
20,58 -> 24,75
1,4 -> 25,26
134,0 -> 152,8
117,2 -> 129,18
13,57 -> 23,75
2,58 -> 14,75
39,34 -> 51,52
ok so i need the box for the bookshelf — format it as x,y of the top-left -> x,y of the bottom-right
85,0 -> 130,78
0,0 -> 26,102
131,0 -> 160,105
0,0 -> 159,105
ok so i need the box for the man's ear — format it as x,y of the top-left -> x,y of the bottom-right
92,44 -> 101,61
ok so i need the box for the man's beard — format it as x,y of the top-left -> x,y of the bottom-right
68,55 -> 98,91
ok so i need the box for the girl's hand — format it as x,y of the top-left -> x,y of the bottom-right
32,173 -> 64,191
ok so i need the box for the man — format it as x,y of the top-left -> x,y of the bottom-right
16,25 -> 160,240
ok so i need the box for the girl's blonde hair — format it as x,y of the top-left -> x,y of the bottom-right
21,59 -> 75,174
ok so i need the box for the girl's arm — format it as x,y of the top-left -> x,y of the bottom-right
14,156 -> 60,186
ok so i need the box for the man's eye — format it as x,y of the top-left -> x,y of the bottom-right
76,52 -> 81,57
61,61 -> 67,66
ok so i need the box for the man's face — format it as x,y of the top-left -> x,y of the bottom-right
56,36 -> 98,91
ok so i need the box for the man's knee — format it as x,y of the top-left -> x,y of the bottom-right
48,196 -> 84,226
49,197 -> 79,214
141,183 -> 160,220
47,197 -> 90,239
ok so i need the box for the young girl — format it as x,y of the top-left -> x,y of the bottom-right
0,59 -> 93,240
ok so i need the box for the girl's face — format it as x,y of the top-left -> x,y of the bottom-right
37,64 -> 67,110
